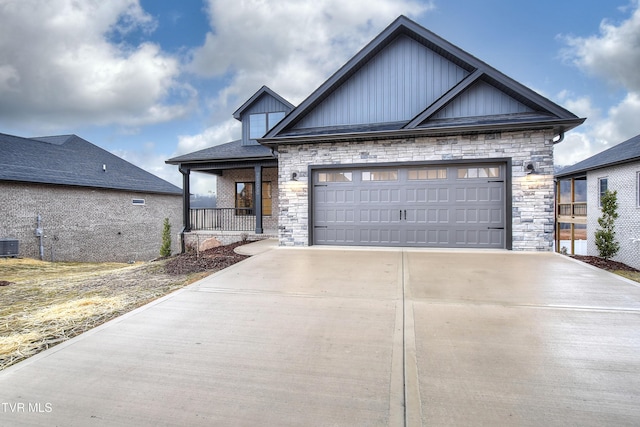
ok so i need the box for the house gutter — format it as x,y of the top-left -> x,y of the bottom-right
258,118 -> 585,147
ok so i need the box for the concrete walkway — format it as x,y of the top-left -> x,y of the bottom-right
1,248 -> 639,426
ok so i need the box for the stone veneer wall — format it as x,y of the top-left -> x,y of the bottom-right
276,130 -> 556,250
0,182 -> 182,262
587,163 -> 640,270
216,167 -> 279,231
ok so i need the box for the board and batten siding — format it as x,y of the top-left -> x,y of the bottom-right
433,80 -> 534,119
293,35 -> 470,128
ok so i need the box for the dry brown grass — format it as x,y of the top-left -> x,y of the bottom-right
0,257 -> 208,370
613,270 -> 640,283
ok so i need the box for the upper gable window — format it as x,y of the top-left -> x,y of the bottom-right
249,112 -> 286,139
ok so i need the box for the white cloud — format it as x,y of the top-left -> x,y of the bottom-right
115,143 -> 216,196
592,92 -> 640,143
177,0 -> 432,156
189,0 -> 433,112
0,0 -> 193,131
554,92 -> 640,166
557,1 -> 640,165
176,119 -> 240,155
562,1 -> 640,92
554,131 -> 596,167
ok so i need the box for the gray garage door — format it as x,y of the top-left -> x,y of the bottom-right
312,164 -> 505,248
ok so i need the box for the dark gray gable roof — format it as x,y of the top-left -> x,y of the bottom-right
232,86 -> 295,120
166,140 -> 274,164
0,133 -> 182,195
262,15 -> 584,144
556,134 -> 640,177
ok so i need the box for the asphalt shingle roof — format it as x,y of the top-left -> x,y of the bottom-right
166,140 -> 274,164
556,133 -> 640,177
0,133 -> 182,195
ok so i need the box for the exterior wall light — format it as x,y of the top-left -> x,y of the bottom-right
291,172 -> 298,181
525,162 -> 535,174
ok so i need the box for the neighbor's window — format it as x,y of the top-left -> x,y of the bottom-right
637,172 -> 640,207
408,168 -> 447,180
235,182 -> 272,215
457,166 -> 500,179
132,198 -> 145,205
318,172 -> 353,182
249,112 -> 286,139
598,178 -> 608,206
361,170 -> 398,181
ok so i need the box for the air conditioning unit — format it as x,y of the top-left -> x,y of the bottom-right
0,239 -> 19,257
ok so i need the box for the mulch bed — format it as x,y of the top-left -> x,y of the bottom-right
570,255 -> 640,272
164,241 -> 250,275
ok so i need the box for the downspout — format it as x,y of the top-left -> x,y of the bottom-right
552,132 -> 565,145
551,132 -> 564,253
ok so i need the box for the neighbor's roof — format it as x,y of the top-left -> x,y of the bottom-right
0,133 -> 182,195
556,133 -> 640,177
166,140 -> 274,164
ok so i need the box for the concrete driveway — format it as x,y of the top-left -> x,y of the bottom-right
1,247 -> 639,426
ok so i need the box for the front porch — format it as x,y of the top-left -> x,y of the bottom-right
165,140 -> 280,252
185,207 -> 278,248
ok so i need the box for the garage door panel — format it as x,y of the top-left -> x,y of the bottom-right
316,188 -> 354,204
490,187 -> 503,202
409,188 -> 427,203
313,164 -> 506,248
456,229 -> 504,246
428,229 -> 449,245
315,227 -> 356,244
360,189 -> 399,203
360,209 -> 397,223
359,228 -> 400,244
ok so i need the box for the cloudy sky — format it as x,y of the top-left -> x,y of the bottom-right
1,0 -> 639,194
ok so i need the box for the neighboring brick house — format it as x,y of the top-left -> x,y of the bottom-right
0,133 -> 182,262
556,134 -> 640,270
168,16 -> 584,251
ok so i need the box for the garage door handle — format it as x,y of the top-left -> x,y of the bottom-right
399,210 -> 407,220
487,227 -> 504,230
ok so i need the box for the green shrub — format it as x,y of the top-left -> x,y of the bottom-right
595,190 -> 620,260
160,218 -> 172,257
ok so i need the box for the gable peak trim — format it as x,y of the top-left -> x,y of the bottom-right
232,85 -> 294,121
